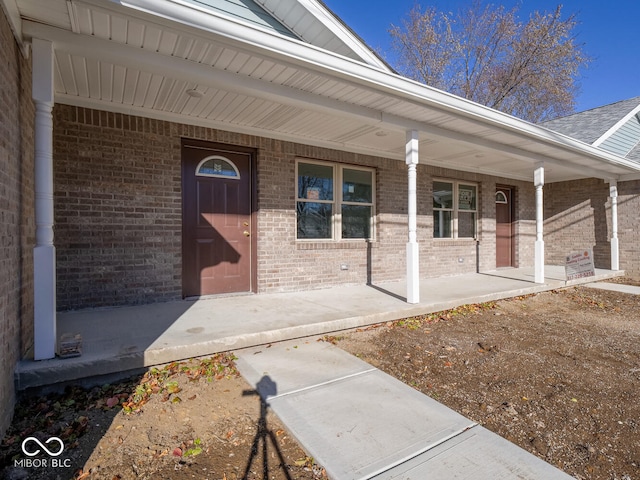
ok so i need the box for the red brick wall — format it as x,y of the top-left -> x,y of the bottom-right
618,180 -> 640,276
545,179 -> 612,269
54,105 -> 538,309
0,9 -> 35,436
545,178 -> 640,277
54,107 -> 182,309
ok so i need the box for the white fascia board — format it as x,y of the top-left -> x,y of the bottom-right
55,92 -> 539,183
30,1 -> 639,178
24,20 -> 597,177
619,172 -> 640,182
110,0 -> 640,175
26,23 -> 638,181
593,103 -> 640,147
23,20 -> 382,125
295,0 -> 391,71
0,0 -> 26,54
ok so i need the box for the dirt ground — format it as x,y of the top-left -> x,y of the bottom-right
1,281 -> 639,480
0,354 -> 326,480
337,282 -> 640,480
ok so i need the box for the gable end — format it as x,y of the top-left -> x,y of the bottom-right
598,113 -> 640,159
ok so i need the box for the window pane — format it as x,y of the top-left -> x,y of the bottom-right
343,169 -> 372,203
298,163 -> 333,201
297,202 -> 332,239
458,211 -> 476,238
458,185 -> 477,210
434,210 -> 452,238
342,205 -> 371,239
433,182 -> 453,209
197,157 -> 239,178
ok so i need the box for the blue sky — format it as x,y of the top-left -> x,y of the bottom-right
322,0 -> 639,114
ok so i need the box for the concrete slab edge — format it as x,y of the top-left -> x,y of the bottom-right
583,281 -> 640,294
565,270 -> 625,286
15,282 -> 577,391
113,280 -> 566,367
14,353 -> 145,392
17,278 -> 616,391
358,424 -> 479,480
265,368 -> 378,401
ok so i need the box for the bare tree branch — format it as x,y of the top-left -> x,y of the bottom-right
388,2 -> 590,122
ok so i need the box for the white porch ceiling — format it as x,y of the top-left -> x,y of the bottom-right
14,0 -> 640,183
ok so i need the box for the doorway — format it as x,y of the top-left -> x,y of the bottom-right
496,186 -> 515,268
182,140 -> 256,297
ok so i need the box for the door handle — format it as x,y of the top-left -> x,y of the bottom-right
243,230 -> 250,237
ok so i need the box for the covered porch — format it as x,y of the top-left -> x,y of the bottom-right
16,266 -> 622,391
11,0 -> 640,361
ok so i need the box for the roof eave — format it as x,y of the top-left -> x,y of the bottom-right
45,0 -> 640,179
1,0 -> 27,54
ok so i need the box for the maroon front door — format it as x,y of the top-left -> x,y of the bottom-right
496,187 -> 514,268
182,141 -> 253,297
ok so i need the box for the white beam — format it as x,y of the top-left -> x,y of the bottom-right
609,180 -> 619,271
380,112 -> 623,180
406,130 -> 419,304
32,38 -> 57,360
23,21 -> 639,182
22,21 -> 383,125
534,164 -> 545,284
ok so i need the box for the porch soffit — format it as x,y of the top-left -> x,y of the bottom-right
18,0 -> 640,183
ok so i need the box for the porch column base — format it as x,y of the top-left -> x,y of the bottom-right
611,237 -> 619,271
534,240 -> 544,284
407,242 -> 419,304
34,245 -> 56,360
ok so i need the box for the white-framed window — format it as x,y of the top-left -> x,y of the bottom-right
296,159 -> 375,240
433,180 -> 477,239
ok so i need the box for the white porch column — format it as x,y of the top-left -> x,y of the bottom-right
33,38 -> 57,360
406,130 -> 420,304
609,180 -> 619,271
534,163 -> 545,284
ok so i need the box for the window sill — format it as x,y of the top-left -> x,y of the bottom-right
433,238 -> 478,247
296,240 -> 376,250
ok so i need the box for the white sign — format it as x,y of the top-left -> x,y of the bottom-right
565,249 -> 595,281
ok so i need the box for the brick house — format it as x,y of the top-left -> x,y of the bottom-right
541,98 -> 640,273
1,0 -> 639,435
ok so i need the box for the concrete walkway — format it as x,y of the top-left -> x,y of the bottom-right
15,266 -> 622,391
235,339 -> 574,479
583,281 -> 640,295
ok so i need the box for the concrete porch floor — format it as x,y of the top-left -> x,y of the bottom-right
15,266 -> 623,391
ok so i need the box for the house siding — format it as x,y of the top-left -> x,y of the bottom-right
0,8 -> 35,437
599,114 -> 640,158
54,105 -> 537,310
545,178 -> 640,277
